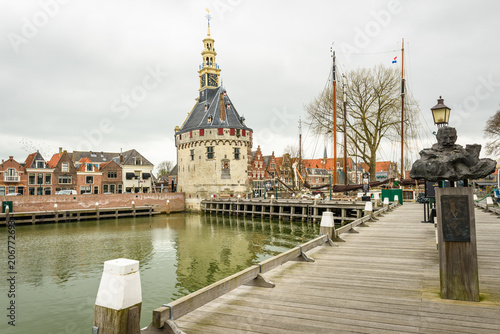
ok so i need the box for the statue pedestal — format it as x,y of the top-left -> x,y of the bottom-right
436,187 -> 479,301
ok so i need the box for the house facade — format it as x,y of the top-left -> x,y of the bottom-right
47,149 -> 78,193
75,158 -> 102,194
100,160 -> 123,194
0,156 -> 25,196
24,151 -> 54,195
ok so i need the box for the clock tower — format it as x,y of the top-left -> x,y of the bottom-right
198,12 -> 221,91
174,13 -> 253,201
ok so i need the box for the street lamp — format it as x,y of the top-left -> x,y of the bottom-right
431,96 -> 451,128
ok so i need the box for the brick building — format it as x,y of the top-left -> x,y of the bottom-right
0,156 -> 24,196
99,160 -> 123,194
24,151 -> 54,195
47,149 -> 77,193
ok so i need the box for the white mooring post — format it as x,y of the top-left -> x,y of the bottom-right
320,211 -> 335,240
394,195 -> 399,206
166,200 -> 170,214
94,258 -> 142,334
5,205 -> 10,223
485,196 -> 494,211
383,197 -> 389,210
364,201 -> 373,220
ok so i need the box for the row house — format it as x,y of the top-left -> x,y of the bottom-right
75,158 -> 102,194
0,156 -> 25,196
47,149 -> 78,193
24,151 -> 54,195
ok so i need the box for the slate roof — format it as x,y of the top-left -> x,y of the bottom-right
170,164 -> 178,176
177,86 -> 252,134
71,151 -> 119,164
70,149 -> 153,166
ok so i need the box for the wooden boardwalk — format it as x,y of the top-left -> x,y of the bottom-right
174,203 -> 500,333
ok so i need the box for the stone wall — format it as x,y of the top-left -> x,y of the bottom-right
176,128 -> 252,197
0,192 -> 185,213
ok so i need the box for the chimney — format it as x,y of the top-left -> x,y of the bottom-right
219,93 -> 225,121
120,154 -> 123,164
9,156 -> 13,160
59,147 -> 62,156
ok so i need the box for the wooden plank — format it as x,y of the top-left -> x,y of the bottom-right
259,247 -> 301,273
171,203 -> 500,333
153,265 -> 260,327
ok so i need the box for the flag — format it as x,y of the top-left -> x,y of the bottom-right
392,56 -> 397,64
206,8 -> 210,12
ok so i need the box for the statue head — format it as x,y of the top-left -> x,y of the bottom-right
436,126 -> 457,149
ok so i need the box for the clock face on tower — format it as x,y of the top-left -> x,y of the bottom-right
208,73 -> 218,87
200,74 -> 206,88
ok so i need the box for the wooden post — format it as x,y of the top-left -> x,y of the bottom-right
96,202 -> 100,220
54,204 -> 58,223
132,201 -> 136,217
94,258 -> 142,334
320,211 -> 335,240
436,187 -> 479,301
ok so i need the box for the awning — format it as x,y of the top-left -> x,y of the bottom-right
142,173 -> 151,179
125,173 -> 135,180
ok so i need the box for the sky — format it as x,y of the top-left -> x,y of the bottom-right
1,0 -> 500,171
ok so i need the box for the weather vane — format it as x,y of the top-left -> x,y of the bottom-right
205,8 -> 211,27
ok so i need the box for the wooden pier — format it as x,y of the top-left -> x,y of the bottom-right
147,202 -> 500,333
0,206 -> 157,225
202,198 -> 372,224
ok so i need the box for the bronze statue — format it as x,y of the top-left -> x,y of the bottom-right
410,126 -> 496,181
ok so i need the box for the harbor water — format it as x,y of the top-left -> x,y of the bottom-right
0,213 -> 319,333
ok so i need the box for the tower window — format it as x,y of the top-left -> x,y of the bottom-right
230,128 -> 235,136
218,128 -> 223,135
208,116 -> 212,124
242,129 -> 246,136
207,146 -> 214,159
190,149 -> 194,161
234,148 -> 240,160
200,129 -> 204,136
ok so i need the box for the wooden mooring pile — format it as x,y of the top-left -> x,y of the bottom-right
202,198 -> 377,225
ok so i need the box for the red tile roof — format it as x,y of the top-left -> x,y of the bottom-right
24,152 -> 37,168
47,153 -> 61,168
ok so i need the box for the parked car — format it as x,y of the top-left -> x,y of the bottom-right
5,193 -> 22,196
56,190 -> 77,195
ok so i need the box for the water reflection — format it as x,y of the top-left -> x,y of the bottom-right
0,213 -> 318,333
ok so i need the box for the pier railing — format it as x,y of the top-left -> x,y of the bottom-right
146,202 -> 396,331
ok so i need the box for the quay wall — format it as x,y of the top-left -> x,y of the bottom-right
0,193 -> 185,213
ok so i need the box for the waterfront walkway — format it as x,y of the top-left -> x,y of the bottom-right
174,203 -> 500,333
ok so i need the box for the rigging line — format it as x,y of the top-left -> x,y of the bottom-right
337,49 -> 399,56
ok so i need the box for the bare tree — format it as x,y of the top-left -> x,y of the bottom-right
484,108 -> 500,156
305,64 -> 419,181
156,160 -> 174,177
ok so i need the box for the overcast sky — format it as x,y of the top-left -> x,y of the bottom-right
1,0 -> 499,169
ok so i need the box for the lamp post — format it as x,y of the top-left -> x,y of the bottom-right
431,96 -> 451,128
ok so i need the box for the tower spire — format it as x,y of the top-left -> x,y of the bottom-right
198,11 -> 220,91
205,8 -> 211,36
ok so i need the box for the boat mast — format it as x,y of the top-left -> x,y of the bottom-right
299,117 -> 302,190
342,74 -> 347,186
400,38 -> 405,180
331,47 -> 337,185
